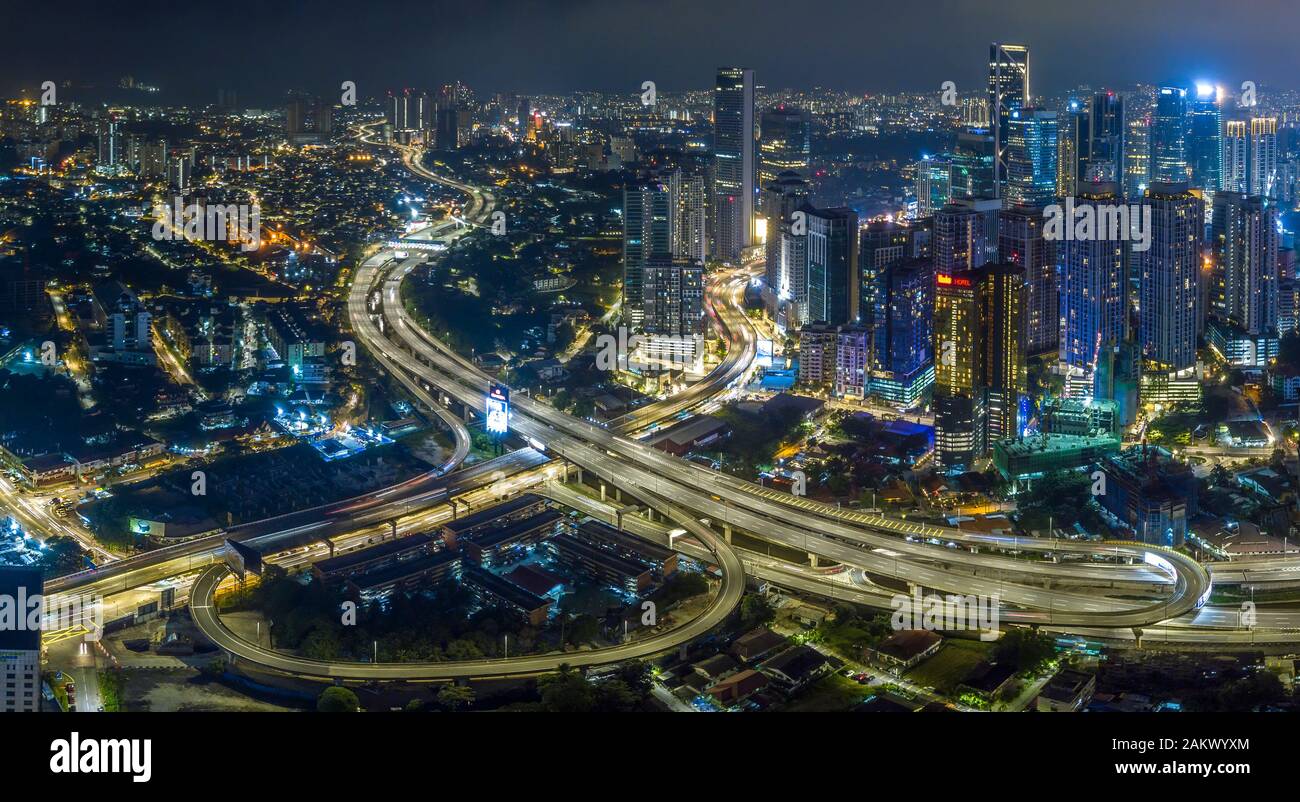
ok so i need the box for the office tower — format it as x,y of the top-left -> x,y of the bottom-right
988,43 -> 1030,198
1250,117 -> 1279,197
933,203 -> 987,274
1187,85 -> 1222,192
982,262 -> 1027,442
623,175 -> 675,328
1059,182 -> 1128,394
916,156 -> 952,217
1151,86 -> 1189,183
872,257 -> 935,406
0,566 -> 41,712
999,204 -> 1057,354
712,67 -> 756,262
1124,92 -> 1153,199
1005,108 -> 1059,206
1212,193 -> 1279,338
1074,91 -> 1126,188
642,259 -> 705,337
97,115 -> 120,167
1059,99 -> 1084,196
758,105 -> 811,214
934,269 -> 986,469
806,208 -> 860,326
762,171 -> 811,328
950,128 -> 997,199
860,220 -> 910,333
1139,183 -> 1204,374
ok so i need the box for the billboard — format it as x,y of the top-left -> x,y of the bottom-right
486,383 -> 510,435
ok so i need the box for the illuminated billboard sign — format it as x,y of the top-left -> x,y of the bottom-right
486,383 -> 510,434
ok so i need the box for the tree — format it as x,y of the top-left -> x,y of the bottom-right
739,594 -> 776,629
615,660 -> 654,698
993,628 -> 1055,672
539,665 -> 596,712
436,684 -> 476,712
317,686 -> 360,712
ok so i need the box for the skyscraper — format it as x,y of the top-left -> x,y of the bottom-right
97,115 -> 120,168
982,263 -> 1028,443
1249,117 -> 1279,198
1187,84 -> 1222,192
673,163 -> 709,263
916,156 -> 953,217
860,220 -> 910,334
1059,182 -> 1128,395
1224,119 -> 1249,193
1123,91 -> 1154,199
1075,91 -> 1125,188
988,43 -> 1030,198
623,175 -> 675,329
762,171 -> 811,329
806,208 -> 860,326
999,204 -> 1057,354
1139,182 -> 1204,374
1005,108 -> 1059,206
1151,86 -> 1189,184
758,105 -> 811,213
872,258 -> 935,407
934,270 -> 985,469
950,128 -> 997,199
1212,193 -> 1279,338
933,203 -> 987,274
643,258 -> 706,337
712,67 -> 756,262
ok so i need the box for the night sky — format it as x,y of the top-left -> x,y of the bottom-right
4,0 -> 1298,102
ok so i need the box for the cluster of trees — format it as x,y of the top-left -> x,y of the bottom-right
1015,471 -> 1106,534
992,627 -> 1055,672
714,403 -> 809,478
530,661 -> 655,713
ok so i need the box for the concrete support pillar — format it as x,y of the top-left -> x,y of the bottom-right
809,553 -> 820,568
600,482 -> 606,502
614,487 -> 622,502
723,523 -> 732,544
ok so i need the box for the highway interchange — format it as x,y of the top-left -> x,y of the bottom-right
28,120 -> 1300,686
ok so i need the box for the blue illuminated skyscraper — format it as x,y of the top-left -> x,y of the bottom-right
1151,86 -> 1190,184
1005,108 -> 1059,206
1187,84 -> 1222,193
